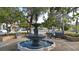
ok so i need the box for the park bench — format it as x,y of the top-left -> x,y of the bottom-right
46,31 -> 64,38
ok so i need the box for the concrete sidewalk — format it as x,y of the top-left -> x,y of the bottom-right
0,38 -> 27,51
52,38 -> 79,51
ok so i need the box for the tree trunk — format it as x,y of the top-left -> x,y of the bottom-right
61,17 -> 64,35
35,14 -> 38,23
75,18 -> 78,33
62,22 -> 64,34
29,15 -> 33,33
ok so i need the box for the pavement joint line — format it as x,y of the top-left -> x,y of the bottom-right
53,38 -> 79,50
56,40 -> 78,50
63,42 -> 79,50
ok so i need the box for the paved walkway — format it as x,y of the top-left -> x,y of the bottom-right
52,38 -> 79,51
0,37 -> 79,51
0,38 -> 27,51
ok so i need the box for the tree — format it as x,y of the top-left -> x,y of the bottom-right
0,7 -> 28,32
42,16 -> 57,29
49,8 -> 72,33
21,7 -> 49,33
72,8 -> 79,33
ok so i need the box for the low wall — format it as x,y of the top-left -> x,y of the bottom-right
0,34 -> 26,42
0,35 -> 16,42
16,34 -> 26,39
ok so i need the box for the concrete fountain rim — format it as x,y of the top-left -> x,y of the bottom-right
17,39 -> 55,51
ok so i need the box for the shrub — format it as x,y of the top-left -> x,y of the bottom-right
65,32 -> 79,37
64,25 -> 70,31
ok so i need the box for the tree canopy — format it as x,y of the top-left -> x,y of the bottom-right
0,7 -> 79,32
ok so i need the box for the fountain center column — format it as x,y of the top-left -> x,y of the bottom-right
31,23 -> 40,46
34,26 -> 38,35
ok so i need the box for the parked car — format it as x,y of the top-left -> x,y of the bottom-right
0,30 -> 7,35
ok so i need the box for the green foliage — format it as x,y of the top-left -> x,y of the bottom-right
0,7 -> 78,33
64,25 -> 70,31
0,7 -> 25,24
19,17 -> 29,28
43,7 -> 72,30
19,22 -> 29,28
23,7 -> 49,22
42,16 -> 56,29
65,32 -> 79,37
72,25 -> 79,31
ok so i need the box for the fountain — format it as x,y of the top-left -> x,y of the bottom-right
17,23 -> 55,51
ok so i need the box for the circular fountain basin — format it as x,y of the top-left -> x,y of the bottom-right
27,34 -> 45,40
17,38 -> 55,51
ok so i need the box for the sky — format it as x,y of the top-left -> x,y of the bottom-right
68,11 -> 79,25
37,12 -> 48,23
